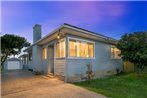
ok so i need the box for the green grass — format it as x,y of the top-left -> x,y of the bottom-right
74,73 -> 147,98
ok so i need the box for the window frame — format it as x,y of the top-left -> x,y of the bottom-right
68,37 -> 95,59
55,38 -> 66,59
110,46 -> 121,59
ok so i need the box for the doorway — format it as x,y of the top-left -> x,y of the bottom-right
48,45 -> 54,74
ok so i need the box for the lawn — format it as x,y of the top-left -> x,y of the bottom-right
74,73 -> 147,98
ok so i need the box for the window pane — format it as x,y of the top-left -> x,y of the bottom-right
111,47 -> 121,59
111,47 -> 115,58
69,40 -> 76,57
68,38 -> 94,58
44,49 -> 46,59
89,43 -> 94,58
56,39 -> 65,58
77,41 -> 79,57
56,42 -> 60,58
78,42 -> 88,57
42,48 -> 47,59
60,40 -> 65,57
114,48 -> 121,59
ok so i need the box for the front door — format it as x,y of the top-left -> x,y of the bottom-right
48,45 -> 54,74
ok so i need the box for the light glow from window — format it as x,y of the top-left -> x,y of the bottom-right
56,39 -> 65,58
69,38 -> 94,58
111,47 -> 121,59
42,48 -> 47,59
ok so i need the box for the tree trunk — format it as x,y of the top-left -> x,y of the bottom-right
1,55 -> 8,69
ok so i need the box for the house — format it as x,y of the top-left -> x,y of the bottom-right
4,58 -> 22,70
23,23 -> 123,82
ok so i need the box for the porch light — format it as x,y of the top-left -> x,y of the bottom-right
57,34 -> 60,39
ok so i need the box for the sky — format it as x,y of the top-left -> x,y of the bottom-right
1,1 -> 147,43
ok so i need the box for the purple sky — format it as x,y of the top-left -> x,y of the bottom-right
2,1 -> 147,43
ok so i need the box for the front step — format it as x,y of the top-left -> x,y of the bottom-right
42,74 -> 65,81
46,73 -> 55,78
48,73 -> 54,76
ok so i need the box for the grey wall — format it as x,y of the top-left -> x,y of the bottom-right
41,40 -> 56,74
27,41 -> 55,74
27,33 -> 122,82
66,35 -> 123,82
31,45 -> 43,72
34,39 -> 66,75
27,61 -> 33,69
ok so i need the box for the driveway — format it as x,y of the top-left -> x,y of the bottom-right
1,70 -> 107,98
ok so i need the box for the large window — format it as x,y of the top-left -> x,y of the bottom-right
89,43 -> 94,58
56,42 -> 60,58
111,47 -> 121,59
69,40 -> 76,57
69,38 -> 94,58
56,39 -> 65,58
42,48 -> 47,59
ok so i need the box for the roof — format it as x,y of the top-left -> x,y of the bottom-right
63,23 -> 115,40
24,23 -> 117,52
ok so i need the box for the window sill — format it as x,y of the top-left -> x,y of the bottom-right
110,58 -> 121,60
55,57 -> 66,60
68,57 -> 95,59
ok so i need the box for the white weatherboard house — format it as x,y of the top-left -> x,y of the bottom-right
23,23 -> 122,82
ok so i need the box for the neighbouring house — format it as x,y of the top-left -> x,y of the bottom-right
23,23 -> 123,82
4,58 -> 22,70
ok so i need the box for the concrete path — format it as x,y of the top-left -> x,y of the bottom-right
1,70 -> 107,98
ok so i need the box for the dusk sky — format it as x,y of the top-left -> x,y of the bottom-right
2,1 -> 147,43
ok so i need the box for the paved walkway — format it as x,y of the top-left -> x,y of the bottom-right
1,70 -> 107,98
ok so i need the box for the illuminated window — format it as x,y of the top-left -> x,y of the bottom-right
89,43 -> 94,58
69,40 -> 76,57
77,42 -> 89,57
60,40 -> 65,57
42,48 -> 47,59
56,39 -> 65,58
111,47 -> 121,59
56,42 -> 60,57
69,38 -> 94,58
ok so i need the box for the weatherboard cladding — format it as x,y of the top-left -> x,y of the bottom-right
66,34 -> 122,78
24,23 -> 123,82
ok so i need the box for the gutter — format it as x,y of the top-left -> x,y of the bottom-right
24,23 -> 118,52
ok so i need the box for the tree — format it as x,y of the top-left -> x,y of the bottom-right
117,32 -> 147,73
1,34 -> 30,68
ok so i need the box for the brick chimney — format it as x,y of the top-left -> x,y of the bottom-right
33,24 -> 41,43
